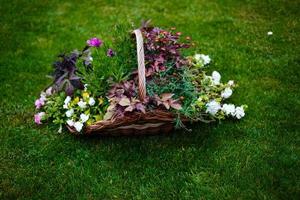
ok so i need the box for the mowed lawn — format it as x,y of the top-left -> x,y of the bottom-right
0,0 -> 299,199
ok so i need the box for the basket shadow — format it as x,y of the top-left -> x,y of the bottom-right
74,122 -> 215,154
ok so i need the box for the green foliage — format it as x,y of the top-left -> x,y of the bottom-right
40,89 -> 109,132
147,64 -> 197,110
43,92 -> 66,125
77,24 -> 137,97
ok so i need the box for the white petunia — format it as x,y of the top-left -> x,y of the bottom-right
201,54 -> 211,65
65,109 -> 74,117
40,92 -> 47,101
66,119 -> 74,126
212,71 -> 221,85
74,121 -> 83,132
39,112 -> 46,117
45,87 -> 53,96
64,96 -> 71,105
228,80 -> 234,86
194,54 -> 211,65
221,87 -> 233,99
206,100 -> 221,115
267,31 -> 273,36
88,97 -> 95,106
235,106 -> 245,119
84,84 -> 88,91
222,104 -> 235,116
77,100 -> 87,109
63,104 -> 69,109
194,54 -> 201,60
80,113 -> 89,123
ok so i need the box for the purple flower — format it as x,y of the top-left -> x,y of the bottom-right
87,37 -> 102,47
35,98 -> 45,109
107,48 -> 115,57
34,112 -> 45,125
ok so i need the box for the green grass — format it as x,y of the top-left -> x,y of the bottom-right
0,0 -> 299,199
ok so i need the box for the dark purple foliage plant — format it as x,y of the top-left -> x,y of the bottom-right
52,51 -> 84,96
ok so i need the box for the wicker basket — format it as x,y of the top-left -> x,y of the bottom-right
68,29 -> 188,135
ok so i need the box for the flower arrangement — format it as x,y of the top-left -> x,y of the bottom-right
34,22 -> 246,134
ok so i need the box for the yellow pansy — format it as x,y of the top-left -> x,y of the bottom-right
72,97 -> 80,104
82,92 -> 90,100
98,97 -> 104,105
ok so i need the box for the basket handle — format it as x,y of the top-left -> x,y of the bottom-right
133,29 -> 146,101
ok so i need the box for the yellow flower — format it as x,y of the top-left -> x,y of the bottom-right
82,92 -> 90,100
72,97 -> 80,104
98,97 -> 104,105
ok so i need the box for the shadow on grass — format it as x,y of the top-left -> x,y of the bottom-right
76,122 -> 212,141
68,122 -> 216,160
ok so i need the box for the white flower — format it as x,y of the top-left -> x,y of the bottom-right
212,71 -> 221,85
228,80 -> 234,86
39,112 -> 46,118
235,106 -> 245,119
206,100 -> 221,115
77,100 -> 87,109
66,119 -> 74,126
40,92 -> 47,101
201,54 -> 211,65
88,97 -> 95,106
63,96 -> 72,109
84,84 -> 88,91
221,88 -> 233,99
194,54 -> 201,60
65,109 -> 74,117
88,56 -> 93,61
64,96 -> 71,105
45,87 -> 53,96
194,54 -> 211,65
74,121 -> 83,132
222,104 -> 235,116
80,113 -> 89,123
267,31 -> 273,36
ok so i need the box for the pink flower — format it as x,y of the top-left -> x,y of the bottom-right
107,48 -> 115,57
34,112 -> 45,125
87,38 -> 102,47
35,98 -> 45,109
